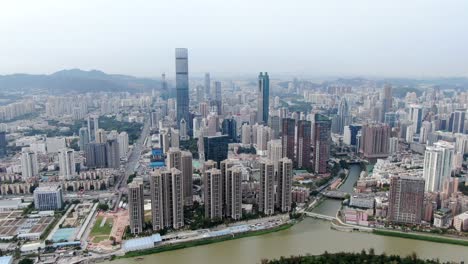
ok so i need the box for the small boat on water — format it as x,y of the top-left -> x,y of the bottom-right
134,257 -> 145,261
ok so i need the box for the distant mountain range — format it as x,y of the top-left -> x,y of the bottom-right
0,69 -> 163,94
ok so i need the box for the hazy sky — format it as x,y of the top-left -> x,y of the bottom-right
1,0 -> 468,78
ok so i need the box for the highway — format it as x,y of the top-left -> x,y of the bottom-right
113,115 -> 150,211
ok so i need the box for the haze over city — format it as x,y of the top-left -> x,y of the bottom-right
1,0 -> 468,77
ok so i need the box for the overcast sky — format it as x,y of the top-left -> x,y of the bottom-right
1,0 -> 467,78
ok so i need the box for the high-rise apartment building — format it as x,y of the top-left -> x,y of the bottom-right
225,165 -> 242,220
381,84 -> 393,122
423,141 -> 454,192
58,148 -> 75,180
313,114 -> 331,174
296,120 -> 311,169
181,151 -> 193,206
84,142 -> 107,168
277,158 -> 293,212
150,168 -> 184,231
95,129 -> 107,144
388,176 -> 424,224
359,123 -> 391,158
175,48 -> 190,127
106,139 -> 120,169
282,118 -> 295,161
204,168 -> 223,219
267,139 -> 283,175
241,124 -> 252,145
117,132 -> 129,158
128,178 -> 144,234
21,148 -> 39,179
259,159 -> 275,215
257,72 -> 270,124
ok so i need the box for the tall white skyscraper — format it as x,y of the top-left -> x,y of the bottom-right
58,148 -> 75,180
21,148 -> 39,179
423,141 -> 454,192
117,132 -> 129,158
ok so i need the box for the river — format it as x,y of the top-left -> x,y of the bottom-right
109,165 -> 468,263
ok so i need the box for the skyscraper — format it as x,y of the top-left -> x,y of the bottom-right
128,178 -> 144,234
449,109 -> 466,134
388,176 -> 424,224
213,81 -> 222,115
106,139 -> 120,169
78,127 -> 89,151
277,158 -> 293,212
203,135 -> 228,165
409,104 -> 423,134
423,141 -> 454,192
204,73 -> 211,100
259,159 -> 275,215
282,118 -> 295,161
257,72 -> 270,124
84,142 -> 107,168
0,131 -> 6,157
58,148 -> 75,180
175,48 -> 190,127
222,117 -> 237,143
87,115 -> 99,142
381,84 -> 393,122
196,85 -> 204,103
296,120 -> 311,169
337,97 -> 351,134
117,132 -> 129,158
21,148 -> 38,179
204,168 -> 223,219
313,114 -> 331,174
150,168 -> 184,231
359,123 -> 391,159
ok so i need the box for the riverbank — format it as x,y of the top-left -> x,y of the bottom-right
373,229 -> 468,247
116,222 -> 295,260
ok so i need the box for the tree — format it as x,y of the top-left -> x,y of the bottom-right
97,203 -> 109,211
19,259 -> 34,264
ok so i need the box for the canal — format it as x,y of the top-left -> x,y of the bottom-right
109,165 -> 467,263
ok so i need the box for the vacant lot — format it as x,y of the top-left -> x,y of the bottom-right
90,215 -> 114,243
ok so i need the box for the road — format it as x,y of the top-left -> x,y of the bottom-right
113,115 -> 150,211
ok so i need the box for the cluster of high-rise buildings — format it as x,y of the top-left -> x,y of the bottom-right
128,155 -> 294,234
